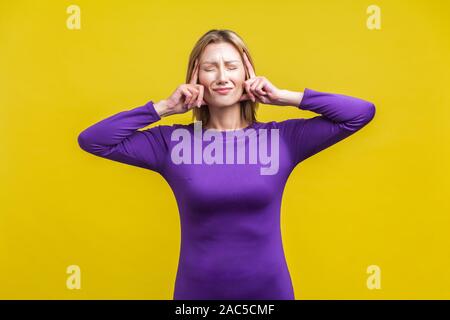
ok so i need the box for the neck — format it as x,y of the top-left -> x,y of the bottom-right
205,102 -> 250,131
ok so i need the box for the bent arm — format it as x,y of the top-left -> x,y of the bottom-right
77,101 -> 168,173
279,88 -> 376,165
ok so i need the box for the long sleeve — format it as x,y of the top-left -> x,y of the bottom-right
279,88 -> 376,166
77,100 -> 168,174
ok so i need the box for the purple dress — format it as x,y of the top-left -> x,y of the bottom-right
78,88 -> 375,300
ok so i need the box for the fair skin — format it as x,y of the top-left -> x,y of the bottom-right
154,42 -> 304,130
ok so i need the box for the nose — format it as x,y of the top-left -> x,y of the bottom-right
216,65 -> 229,85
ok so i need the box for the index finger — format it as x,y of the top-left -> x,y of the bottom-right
189,59 -> 199,84
242,51 -> 256,79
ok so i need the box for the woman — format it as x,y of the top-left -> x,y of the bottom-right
78,29 -> 376,300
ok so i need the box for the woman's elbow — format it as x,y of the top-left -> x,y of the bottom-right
361,101 -> 376,124
77,129 -> 114,157
365,102 -> 377,122
345,101 -> 376,131
77,130 -> 94,153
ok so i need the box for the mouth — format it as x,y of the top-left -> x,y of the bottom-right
213,87 -> 233,95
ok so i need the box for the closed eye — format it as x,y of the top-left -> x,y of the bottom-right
204,67 -> 238,72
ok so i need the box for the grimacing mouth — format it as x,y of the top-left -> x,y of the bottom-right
212,87 -> 233,91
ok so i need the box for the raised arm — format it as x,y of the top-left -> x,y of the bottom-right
77,58 -> 212,173
279,88 -> 376,166
77,101 -> 168,174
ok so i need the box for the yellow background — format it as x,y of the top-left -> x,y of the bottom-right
1,0 -> 449,299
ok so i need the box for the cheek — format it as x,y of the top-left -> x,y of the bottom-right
233,71 -> 246,85
199,72 -> 212,84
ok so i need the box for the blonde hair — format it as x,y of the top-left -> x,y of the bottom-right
186,29 -> 258,126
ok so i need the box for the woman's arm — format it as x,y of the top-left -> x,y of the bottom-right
77,63 -> 209,174
77,101 -> 168,174
279,88 -> 376,165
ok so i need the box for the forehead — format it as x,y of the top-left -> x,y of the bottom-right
200,42 -> 242,64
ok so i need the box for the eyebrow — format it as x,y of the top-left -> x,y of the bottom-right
201,60 -> 241,65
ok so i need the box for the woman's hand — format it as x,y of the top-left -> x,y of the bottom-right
239,52 -> 302,107
154,59 -> 207,117
238,52 -> 282,105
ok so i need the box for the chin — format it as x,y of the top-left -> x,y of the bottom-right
212,99 -> 239,108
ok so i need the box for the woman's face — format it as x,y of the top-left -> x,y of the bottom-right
198,42 -> 247,108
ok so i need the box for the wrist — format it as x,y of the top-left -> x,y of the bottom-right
154,100 -> 174,117
277,89 -> 304,107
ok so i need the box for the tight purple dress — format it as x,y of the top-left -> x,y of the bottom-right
77,88 -> 376,300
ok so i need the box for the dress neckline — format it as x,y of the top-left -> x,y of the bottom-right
202,121 -> 256,132
190,121 -> 261,142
